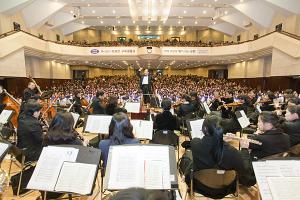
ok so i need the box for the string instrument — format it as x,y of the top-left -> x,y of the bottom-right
66,101 -> 76,112
28,75 -> 43,95
81,98 -> 89,107
218,102 -> 243,110
41,95 -> 59,120
224,133 -> 262,145
2,89 -> 21,128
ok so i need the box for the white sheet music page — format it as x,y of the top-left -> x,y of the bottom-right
252,161 -> 282,200
70,112 -> 80,128
0,110 -> 13,124
27,146 -> 78,191
203,102 -> 211,114
237,110 -> 250,128
267,177 -> 300,200
108,146 -> 143,189
0,142 -> 9,157
55,162 -> 97,195
189,119 -> 204,139
143,146 -> 171,189
85,115 -> 112,134
131,120 -> 153,140
125,102 -> 140,113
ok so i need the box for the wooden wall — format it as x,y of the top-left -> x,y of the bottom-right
230,76 -> 300,92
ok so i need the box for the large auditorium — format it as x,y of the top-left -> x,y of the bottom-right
0,0 -> 300,199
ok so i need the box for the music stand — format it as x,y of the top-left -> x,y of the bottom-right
27,145 -> 101,200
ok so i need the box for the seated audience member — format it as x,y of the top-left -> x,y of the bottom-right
241,111 -> 290,159
282,105 -> 300,146
177,94 -> 196,117
109,188 -> 173,200
99,112 -> 139,167
43,112 -> 88,146
153,98 -> 179,131
17,100 -> 43,161
91,90 -> 106,114
180,115 -> 255,199
106,96 -> 127,115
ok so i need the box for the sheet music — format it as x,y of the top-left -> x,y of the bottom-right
203,102 -> 211,114
236,110 -> 250,128
0,142 -> 9,157
131,120 -> 153,140
125,102 -> 140,113
71,112 -> 80,128
256,105 -> 262,113
267,177 -> 300,200
189,119 -> 205,139
0,110 -> 13,124
84,115 -> 112,134
55,162 -> 97,195
108,146 -> 143,189
27,146 -> 78,191
107,145 -> 171,190
253,160 -> 300,200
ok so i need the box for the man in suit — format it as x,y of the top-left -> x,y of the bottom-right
17,100 -> 43,161
137,68 -> 152,105
91,90 -> 106,114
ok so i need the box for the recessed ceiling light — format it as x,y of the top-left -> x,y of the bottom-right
112,10 -> 116,14
183,10 -> 186,14
214,0 -> 218,2
92,10 -> 95,14
202,10 -> 207,14
224,11 -> 228,15
87,4 -> 90,7
100,21 -> 103,24
117,20 -> 120,24
178,21 -> 181,24
81,20 -> 85,24
240,0 -> 244,2
70,10 -> 74,14
195,21 -> 198,24
213,21 -> 216,24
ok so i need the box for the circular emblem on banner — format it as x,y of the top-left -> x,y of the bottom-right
90,49 -> 100,54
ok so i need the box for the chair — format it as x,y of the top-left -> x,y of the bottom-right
288,144 -> 300,157
8,145 -> 36,196
151,130 -> 180,159
180,112 -> 197,137
186,169 -> 238,200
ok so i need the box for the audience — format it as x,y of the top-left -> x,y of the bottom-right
282,105 -> 300,146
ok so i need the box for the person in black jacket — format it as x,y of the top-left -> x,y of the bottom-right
182,115 -> 255,199
106,96 -> 127,115
43,112 -> 88,146
177,94 -> 196,118
17,100 -> 43,161
210,91 -> 223,111
153,98 -> 179,131
137,68 -> 152,105
282,105 -> 300,146
20,82 -> 40,115
91,90 -> 106,114
241,111 -> 290,160
73,91 -> 83,115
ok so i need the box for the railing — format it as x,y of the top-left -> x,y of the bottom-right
0,29 -> 299,48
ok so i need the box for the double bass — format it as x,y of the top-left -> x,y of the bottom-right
2,89 -> 21,128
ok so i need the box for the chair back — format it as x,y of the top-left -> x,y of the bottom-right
151,130 -> 178,146
193,169 -> 236,189
289,144 -> 300,156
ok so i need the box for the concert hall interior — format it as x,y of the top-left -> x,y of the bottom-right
1,0 -> 300,200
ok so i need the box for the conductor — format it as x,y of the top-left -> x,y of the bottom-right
137,67 -> 152,105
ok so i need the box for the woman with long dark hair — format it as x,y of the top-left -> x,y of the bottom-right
99,112 -> 139,167
43,112 -> 88,146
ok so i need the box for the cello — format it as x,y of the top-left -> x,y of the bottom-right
2,89 -> 21,128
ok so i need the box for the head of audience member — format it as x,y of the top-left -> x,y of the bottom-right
285,105 -> 300,122
0,85 -> 3,94
213,91 -> 220,99
161,98 -> 172,111
28,81 -> 36,90
44,112 -> 76,145
108,112 -> 134,145
189,91 -> 199,101
74,91 -> 82,99
24,100 -> 42,118
225,90 -> 234,98
257,111 -> 280,133
293,91 -> 298,98
109,188 -> 172,200
202,115 -> 224,165
248,90 -> 256,99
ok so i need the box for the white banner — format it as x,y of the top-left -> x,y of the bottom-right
89,47 -> 138,55
161,47 -> 210,56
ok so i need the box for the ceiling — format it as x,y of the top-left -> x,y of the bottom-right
1,0 -> 300,36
